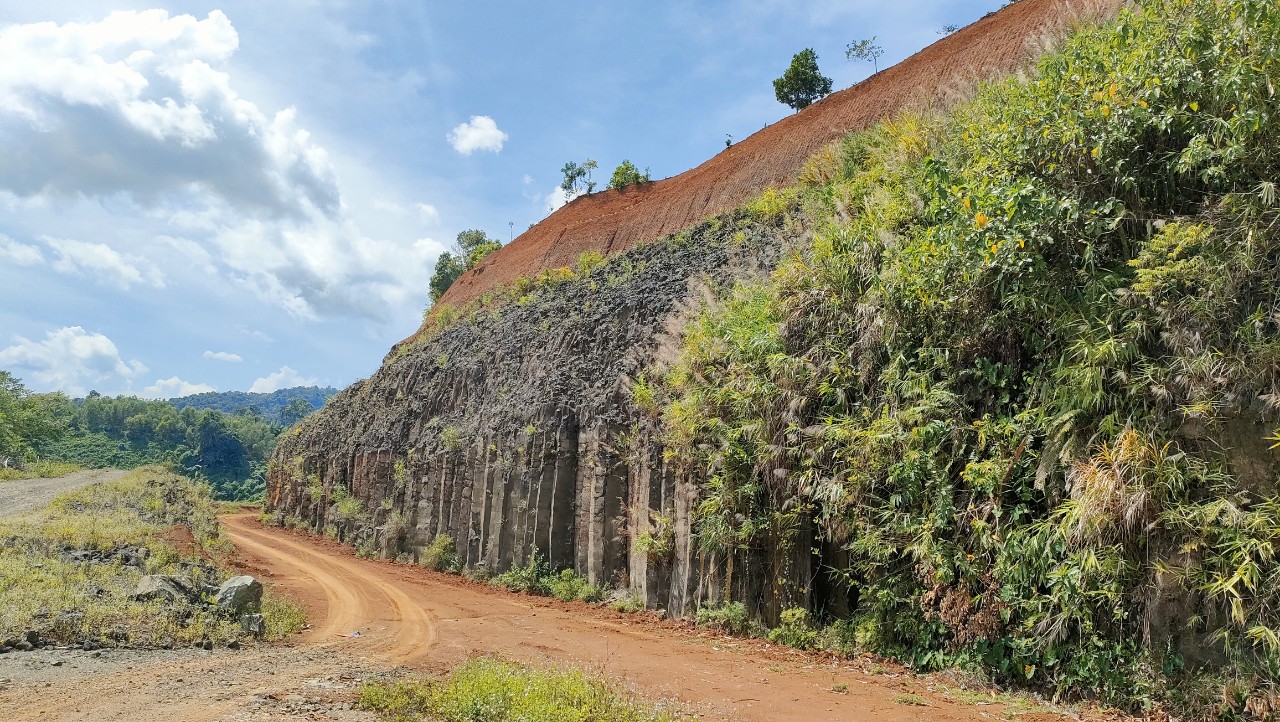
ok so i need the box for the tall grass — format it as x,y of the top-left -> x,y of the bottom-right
0,466 -> 304,646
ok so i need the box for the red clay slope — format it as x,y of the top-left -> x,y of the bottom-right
436,0 -> 1124,312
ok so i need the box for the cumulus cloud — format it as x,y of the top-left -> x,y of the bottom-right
142,376 -> 215,399
0,10 -> 438,321
447,115 -> 507,154
0,326 -> 146,396
0,10 -> 339,218
249,365 -> 317,393
43,236 -> 165,289
0,234 -> 41,265
545,185 -> 576,213
203,350 -> 242,363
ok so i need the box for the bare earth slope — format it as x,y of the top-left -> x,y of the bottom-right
434,0 -> 1125,315
0,514 -> 1110,721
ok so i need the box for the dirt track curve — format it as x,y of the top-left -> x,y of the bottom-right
430,0 -> 1126,319
0,469 -> 129,519
1,514 -> 1106,720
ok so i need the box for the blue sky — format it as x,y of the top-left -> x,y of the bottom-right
0,1 -> 1005,398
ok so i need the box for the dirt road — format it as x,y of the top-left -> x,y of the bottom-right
0,514 -> 1081,721
0,468 -> 129,519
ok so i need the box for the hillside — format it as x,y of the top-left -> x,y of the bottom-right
171,386 -> 337,424
267,0 -> 1280,714
430,0 -> 1123,316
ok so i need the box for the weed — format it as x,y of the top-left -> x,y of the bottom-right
695,601 -> 751,636
420,533 -> 459,572
358,656 -> 682,722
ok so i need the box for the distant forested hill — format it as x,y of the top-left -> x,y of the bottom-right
172,386 -> 338,426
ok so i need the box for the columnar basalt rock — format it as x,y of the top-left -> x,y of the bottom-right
267,217 -> 793,613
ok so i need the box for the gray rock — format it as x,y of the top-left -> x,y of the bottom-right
14,642 -> 33,652
240,613 -> 267,637
132,575 -> 196,604
215,576 -> 263,615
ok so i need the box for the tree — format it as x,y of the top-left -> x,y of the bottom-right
845,36 -> 884,72
278,397 -> 314,427
429,229 -> 503,302
559,159 -> 598,197
607,160 -> 651,190
773,49 -> 832,111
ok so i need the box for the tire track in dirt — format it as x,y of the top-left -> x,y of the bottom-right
1,514 -> 1099,721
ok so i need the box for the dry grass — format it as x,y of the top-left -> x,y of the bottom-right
0,466 -> 303,647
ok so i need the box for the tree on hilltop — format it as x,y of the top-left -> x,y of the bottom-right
846,37 -> 884,72
773,48 -> 832,111
560,159 -> 599,197
607,160 -> 651,190
429,229 -> 503,302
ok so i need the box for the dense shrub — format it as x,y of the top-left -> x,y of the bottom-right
652,0 -> 1280,712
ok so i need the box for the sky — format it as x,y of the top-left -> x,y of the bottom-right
0,0 -> 1007,399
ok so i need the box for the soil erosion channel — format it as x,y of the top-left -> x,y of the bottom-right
3,515 -> 1076,721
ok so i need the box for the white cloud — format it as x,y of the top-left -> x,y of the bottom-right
0,10 -> 339,218
0,11 -> 441,321
203,350 -> 242,363
42,236 -> 165,289
249,365 -> 317,393
0,326 -> 146,396
142,376 -> 215,399
0,235 -> 41,265
447,115 -> 507,155
545,185 -> 577,213
415,203 -> 440,224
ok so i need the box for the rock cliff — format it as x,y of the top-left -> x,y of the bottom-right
267,0 -> 1127,617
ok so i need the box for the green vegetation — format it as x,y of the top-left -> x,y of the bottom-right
0,370 -> 68,467
845,36 -> 884,72
359,657 -> 683,722
0,467 -> 304,646
420,533 -> 459,572
608,160 -> 652,191
170,386 -> 336,426
430,229 -> 504,303
0,371 -> 311,499
46,392 -> 284,500
560,159 -> 599,197
650,0 -> 1280,712
773,48 -> 832,111
0,460 -> 80,482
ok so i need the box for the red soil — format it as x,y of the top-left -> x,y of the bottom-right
434,0 -> 1125,314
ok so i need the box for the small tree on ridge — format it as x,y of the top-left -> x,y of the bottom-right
773,48 -> 833,111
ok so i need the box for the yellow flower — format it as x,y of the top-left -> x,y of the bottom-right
1091,146 -> 1101,159
962,197 -> 972,211
1018,238 -> 1026,249
989,242 -> 999,254
975,212 -> 990,229
1190,101 -> 1200,112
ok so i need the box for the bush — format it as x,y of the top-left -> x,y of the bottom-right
492,552 -> 550,595
358,657 -> 681,722
695,601 -> 751,636
420,533 -> 459,572
767,607 -> 818,650
545,569 -> 601,603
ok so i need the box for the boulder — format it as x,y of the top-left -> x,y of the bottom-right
240,613 -> 267,637
132,575 -> 196,604
215,576 -> 263,615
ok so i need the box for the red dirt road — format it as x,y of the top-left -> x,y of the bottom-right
0,515 -> 1098,721
221,515 -> 1079,721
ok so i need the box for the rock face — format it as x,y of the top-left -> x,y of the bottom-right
267,0 -> 1130,620
268,216 -> 791,616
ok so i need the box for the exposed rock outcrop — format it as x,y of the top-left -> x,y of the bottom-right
268,0 -> 1130,619
269,215 -> 792,615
